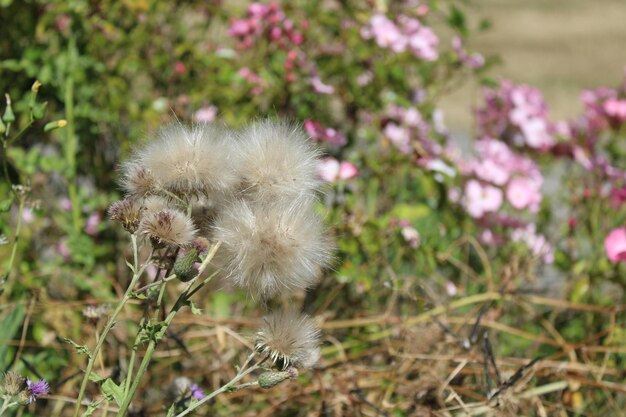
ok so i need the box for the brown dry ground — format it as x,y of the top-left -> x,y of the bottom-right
440,0 -> 626,132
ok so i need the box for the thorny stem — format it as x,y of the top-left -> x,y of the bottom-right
173,352 -> 260,417
73,234 -> 152,417
115,241 -> 221,417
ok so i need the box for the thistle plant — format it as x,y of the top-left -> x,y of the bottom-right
71,120 -> 331,416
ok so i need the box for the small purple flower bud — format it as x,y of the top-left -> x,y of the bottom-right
26,378 -> 49,403
190,383 -> 205,400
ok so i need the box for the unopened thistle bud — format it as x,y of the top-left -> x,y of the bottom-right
43,119 -> 67,132
173,248 -> 200,282
108,198 -> 144,233
255,310 -> 321,369
3,94 -> 15,123
257,370 -> 293,389
138,208 -> 197,248
2,371 -> 24,395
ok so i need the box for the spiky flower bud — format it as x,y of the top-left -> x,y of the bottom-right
138,208 -> 197,248
108,198 -> 144,233
255,310 -> 321,369
165,377 -> 192,403
2,371 -> 24,395
213,199 -> 332,299
174,249 -> 200,282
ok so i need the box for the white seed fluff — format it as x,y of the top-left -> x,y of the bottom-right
213,199 -> 332,299
138,208 -> 197,248
255,310 -> 321,369
137,123 -> 240,198
234,120 -> 322,204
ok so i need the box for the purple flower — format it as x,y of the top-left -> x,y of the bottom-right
26,378 -> 49,403
190,383 -> 205,400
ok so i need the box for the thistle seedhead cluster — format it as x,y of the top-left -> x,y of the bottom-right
110,119 -> 326,377
110,120 -> 331,298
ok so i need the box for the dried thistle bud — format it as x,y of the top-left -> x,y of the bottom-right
173,249 -> 200,282
234,120 -> 322,204
138,209 -> 197,248
17,390 -> 31,405
121,163 -> 157,198
255,310 -> 321,369
213,199 -> 332,299
191,237 -> 210,254
257,370 -> 292,389
108,198 -> 144,233
2,371 -> 24,395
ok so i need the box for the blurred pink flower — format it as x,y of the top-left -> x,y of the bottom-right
464,180 -> 503,218
506,177 -> 542,212
383,123 -> 411,154
85,213 -> 101,236
511,224 -> 554,264
194,106 -> 218,123
21,207 -> 35,224
317,158 -> 358,182
174,62 -> 186,75
605,227 -> 626,263
451,36 -> 484,69
401,225 -> 420,248
338,161 -> 359,180
304,119 -> 347,147
603,98 -> 626,120
362,14 -> 438,60
311,76 -> 335,94
60,198 -> 72,211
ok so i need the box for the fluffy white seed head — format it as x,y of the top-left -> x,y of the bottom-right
234,120 -> 322,204
138,208 -> 197,248
213,199 -> 332,299
137,123 -> 240,199
255,310 -> 321,369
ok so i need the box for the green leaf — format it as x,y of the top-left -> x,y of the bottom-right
63,337 -> 92,357
185,299 -> 202,315
88,371 -> 105,383
448,6 -> 468,36
81,399 -> 104,417
0,304 -> 25,369
0,196 -> 14,212
101,378 -> 125,407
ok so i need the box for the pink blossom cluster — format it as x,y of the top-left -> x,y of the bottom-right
361,14 -> 439,61
317,157 -> 358,182
228,2 -> 306,49
237,67 -> 264,96
476,80 -> 555,150
462,138 -> 543,218
382,105 -> 434,155
390,219 -> 421,249
451,37 -> 484,69
510,224 -> 555,264
581,83 -> 626,131
304,119 -> 347,147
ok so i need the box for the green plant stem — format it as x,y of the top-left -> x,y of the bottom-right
64,35 -> 81,234
0,399 -> 17,416
173,352 -> 260,417
73,234 -> 150,417
115,242 -> 221,416
124,316 -> 144,397
2,195 -> 25,299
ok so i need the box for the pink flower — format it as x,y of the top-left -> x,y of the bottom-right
311,76 -> 335,94
228,19 -> 251,36
317,158 -> 358,182
464,180 -> 503,218
317,158 -> 340,182
84,213 -> 101,236
604,98 -> 626,121
304,120 -> 347,147
401,225 -> 420,248
174,62 -> 186,75
383,123 -> 411,154
338,161 -> 359,180
605,227 -> 626,263
506,177 -> 542,212
511,224 -> 554,264
367,14 -> 407,52
194,106 -> 218,123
